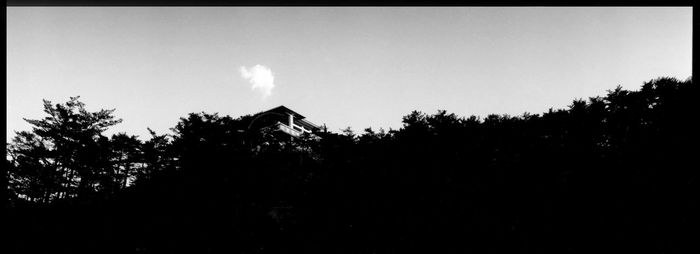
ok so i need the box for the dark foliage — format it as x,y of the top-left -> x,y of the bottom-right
5,77 -> 697,253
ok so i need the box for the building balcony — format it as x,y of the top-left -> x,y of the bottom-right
275,122 -> 319,139
276,122 -> 303,137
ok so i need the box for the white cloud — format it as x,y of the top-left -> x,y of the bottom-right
240,65 -> 275,100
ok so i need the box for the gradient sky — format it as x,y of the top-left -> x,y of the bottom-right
7,7 -> 693,141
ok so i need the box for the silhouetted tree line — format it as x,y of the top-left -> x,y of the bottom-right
4,77 -> 697,253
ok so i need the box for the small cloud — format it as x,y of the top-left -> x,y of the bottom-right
240,65 -> 275,100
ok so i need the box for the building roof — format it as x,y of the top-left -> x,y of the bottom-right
261,105 -> 321,131
265,105 -> 306,119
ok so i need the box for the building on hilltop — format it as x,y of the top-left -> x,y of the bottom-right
248,105 -> 321,139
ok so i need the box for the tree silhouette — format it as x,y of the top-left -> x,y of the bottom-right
7,96 -> 122,203
4,76 -> 696,254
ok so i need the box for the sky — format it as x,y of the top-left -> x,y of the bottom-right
7,7 -> 693,141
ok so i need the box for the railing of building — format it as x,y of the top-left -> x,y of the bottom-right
275,122 -> 320,139
276,122 -> 303,137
